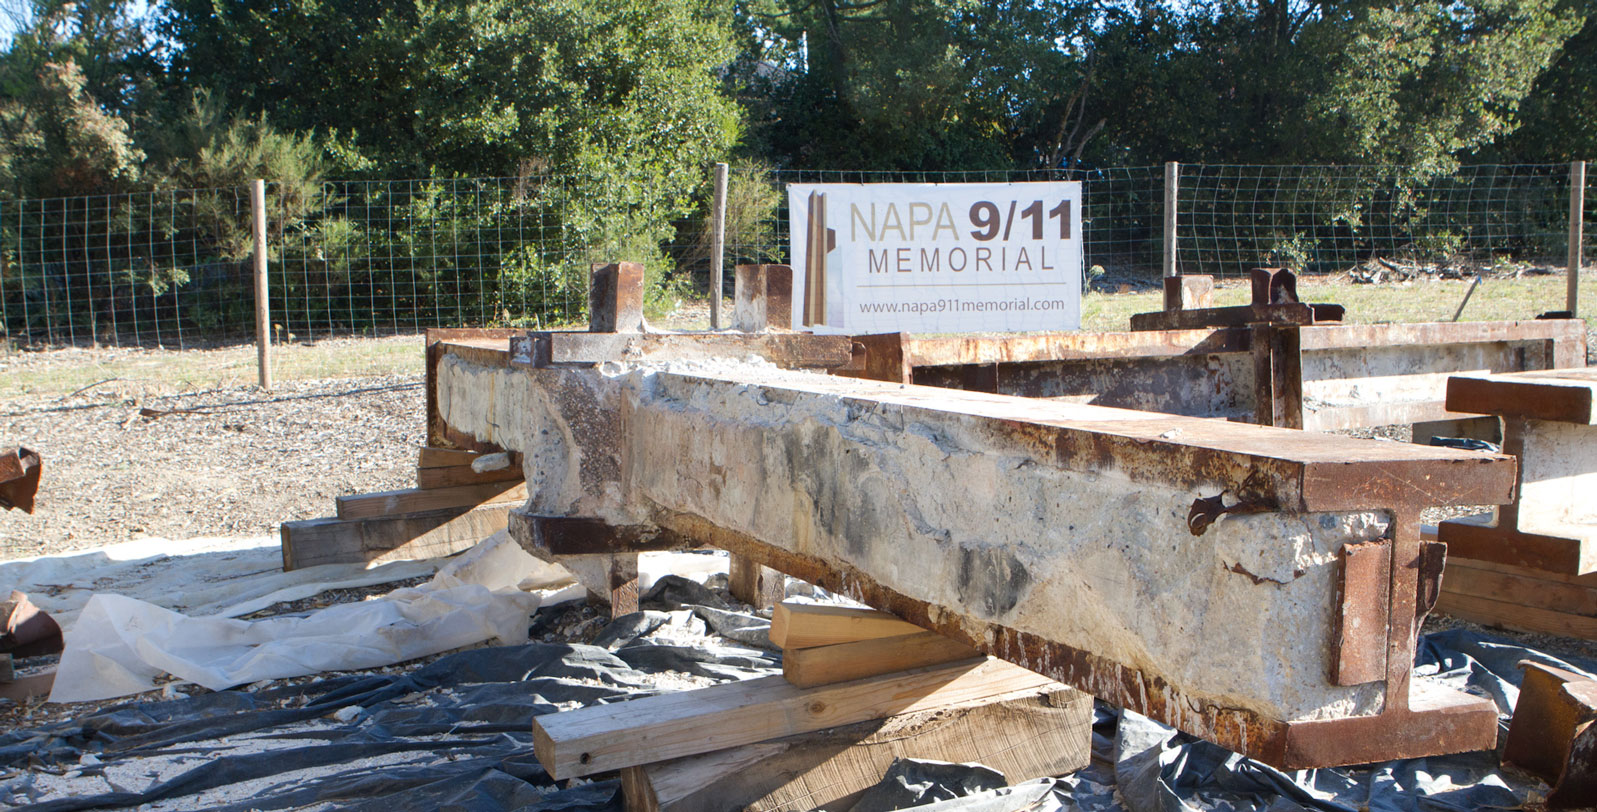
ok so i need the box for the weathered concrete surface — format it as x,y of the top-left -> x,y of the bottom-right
436,354 -> 1513,732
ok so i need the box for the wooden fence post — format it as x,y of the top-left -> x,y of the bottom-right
1163,161 -> 1180,280
251,179 -> 272,391
1570,160 -> 1586,318
710,162 -> 729,329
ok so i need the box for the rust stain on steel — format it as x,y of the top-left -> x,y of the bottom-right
894,329 -> 1251,367
1332,539 -> 1390,686
1298,319 -> 1586,352
0,447 -> 42,514
1504,660 -> 1597,808
424,329 -> 520,452
1186,492 -> 1275,536
508,509 -> 703,557
647,507 -> 1495,769
542,332 -> 853,368
1446,368 -> 1597,425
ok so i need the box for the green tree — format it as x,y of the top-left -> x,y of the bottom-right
746,0 -> 1097,170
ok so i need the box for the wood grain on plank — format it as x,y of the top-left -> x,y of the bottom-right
621,688 -> 1091,812
280,504 -> 511,570
533,657 -> 1059,780
782,631 -> 980,689
335,481 -> 526,520
415,463 -> 523,490
769,601 -> 921,649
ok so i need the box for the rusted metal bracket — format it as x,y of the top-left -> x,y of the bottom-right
1504,660 -> 1597,808
0,447 -> 41,514
1130,269 -> 1346,332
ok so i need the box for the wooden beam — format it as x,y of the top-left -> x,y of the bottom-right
729,555 -> 784,610
415,463 -> 523,490
418,447 -> 485,469
533,657 -> 1058,780
280,504 -> 511,570
621,688 -> 1091,812
335,481 -> 526,521
769,602 -> 921,649
783,631 -> 980,689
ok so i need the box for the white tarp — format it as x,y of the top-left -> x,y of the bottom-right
48,531 -> 578,702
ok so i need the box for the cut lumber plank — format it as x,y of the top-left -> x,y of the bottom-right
1435,591 -> 1597,639
769,601 -> 921,649
1445,553 -> 1597,588
783,631 -> 980,689
415,463 -> 523,490
621,687 -> 1091,812
534,657 -> 1058,780
280,504 -> 511,570
0,668 -> 53,703
417,447 -> 485,468
1440,562 -> 1597,618
335,481 -> 526,521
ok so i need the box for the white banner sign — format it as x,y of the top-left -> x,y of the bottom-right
787,182 -> 1082,334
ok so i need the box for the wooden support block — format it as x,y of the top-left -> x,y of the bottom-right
533,657 -> 1058,780
768,601 -> 922,650
0,669 -> 53,703
621,687 -> 1091,812
280,504 -> 512,570
417,447 -> 486,468
609,554 -> 640,618
415,463 -> 523,490
783,631 -> 980,689
729,554 -> 784,610
335,481 -> 526,521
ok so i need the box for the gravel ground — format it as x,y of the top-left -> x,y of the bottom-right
0,373 -> 423,558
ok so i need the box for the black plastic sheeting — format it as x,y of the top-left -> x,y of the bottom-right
0,581 -> 1589,812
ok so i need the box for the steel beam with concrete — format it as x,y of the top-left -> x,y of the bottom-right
1439,368 -> 1597,575
430,331 -> 1517,768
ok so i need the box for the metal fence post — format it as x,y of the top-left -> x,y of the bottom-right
710,162 -> 729,329
251,179 -> 272,391
1163,161 -> 1179,279
1570,160 -> 1586,318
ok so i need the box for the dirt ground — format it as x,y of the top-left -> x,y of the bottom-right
0,370 -> 424,559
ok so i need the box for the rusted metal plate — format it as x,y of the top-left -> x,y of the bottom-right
1129,303 -> 1324,332
897,329 -> 1251,366
0,447 -> 41,514
1504,660 -> 1597,808
589,262 -> 646,333
542,333 -> 853,368
1447,369 -> 1597,425
1332,539 -> 1390,686
508,509 -> 703,557
1252,325 -> 1304,429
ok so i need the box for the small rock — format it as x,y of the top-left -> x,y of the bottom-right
332,705 -> 361,723
79,753 -> 101,766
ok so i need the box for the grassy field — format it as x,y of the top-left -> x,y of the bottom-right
2,271 -> 1590,399
1080,271 -> 1596,331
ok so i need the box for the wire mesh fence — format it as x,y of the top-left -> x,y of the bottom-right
0,163 -> 1589,348
1176,164 -> 1580,277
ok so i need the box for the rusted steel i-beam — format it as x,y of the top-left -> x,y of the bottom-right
430,333 -> 1516,768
